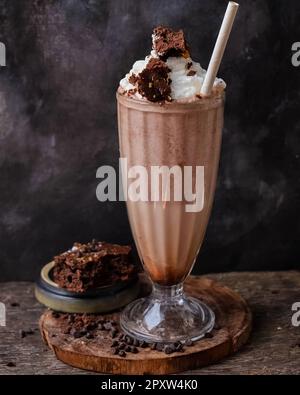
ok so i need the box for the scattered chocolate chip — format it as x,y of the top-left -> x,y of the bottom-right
156,343 -> 164,351
125,345 -> 132,352
86,332 -> 94,339
51,334 -> 56,338
129,74 -> 138,85
131,346 -> 139,354
175,343 -> 184,352
164,345 -> 174,355
187,70 -> 197,76
125,336 -> 133,345
118,342 -> 126,350
10,302 -> 20,307
19,330 -> 26,339
86,323 -> 97,331
111,348 -> 119,355
185,339 -> 194,347
140,340 -> 148,348
196,94 -> 202,99
73,331 -> 83,339
150,343 -> 157,350
118,350 -> 126,357
25,329 -> 34,335
205,332 -> 214,339
52,312 -> 61,319
6,362 -> 16,367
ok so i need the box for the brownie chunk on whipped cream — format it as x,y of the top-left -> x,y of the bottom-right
52,240 -> 137,293
152,26 -> 190,59
133,58 -> 172,102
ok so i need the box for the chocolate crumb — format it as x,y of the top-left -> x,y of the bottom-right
6,362 -> 16,367
187,70 -> 197,76
205,332 -> 214,339
186,62 -> 193,70
196,94 -> 202,99
19,330 -> 26,339
73,331 -> 83,339
10,302 -> 20,307
129,74 -> 138,85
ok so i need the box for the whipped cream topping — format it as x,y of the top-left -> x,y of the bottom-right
120,55 -> 225,101
119,26 -> 226,102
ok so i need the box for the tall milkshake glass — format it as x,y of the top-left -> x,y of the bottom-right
117,91 -> 224,343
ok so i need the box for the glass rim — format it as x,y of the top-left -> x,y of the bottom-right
117,89 -> 225,113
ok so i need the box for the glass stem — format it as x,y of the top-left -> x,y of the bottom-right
151,282 -> 185,300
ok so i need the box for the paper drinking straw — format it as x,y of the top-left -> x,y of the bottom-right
200,2 -> 239,96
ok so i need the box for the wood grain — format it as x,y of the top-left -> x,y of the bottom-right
0,272 -> 299,375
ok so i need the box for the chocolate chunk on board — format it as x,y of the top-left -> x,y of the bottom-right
52,240 -> 137,293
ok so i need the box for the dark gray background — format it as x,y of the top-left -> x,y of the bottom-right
0,0 -> 299,281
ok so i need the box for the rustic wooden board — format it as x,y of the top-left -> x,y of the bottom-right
39,276 -> 252,374
1,272 -> 300,375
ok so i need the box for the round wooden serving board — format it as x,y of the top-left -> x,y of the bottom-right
40,276 -> 252,374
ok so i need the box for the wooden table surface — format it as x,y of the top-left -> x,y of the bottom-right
0,271 -> 299,375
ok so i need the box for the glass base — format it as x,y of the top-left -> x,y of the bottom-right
120,283 -> 215,343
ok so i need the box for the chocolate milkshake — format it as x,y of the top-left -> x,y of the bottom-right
117,26 -> 226,342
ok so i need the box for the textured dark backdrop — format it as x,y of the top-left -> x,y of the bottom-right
0,0 -> 299,281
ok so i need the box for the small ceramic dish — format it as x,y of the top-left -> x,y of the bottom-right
35,261 -> 140,313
